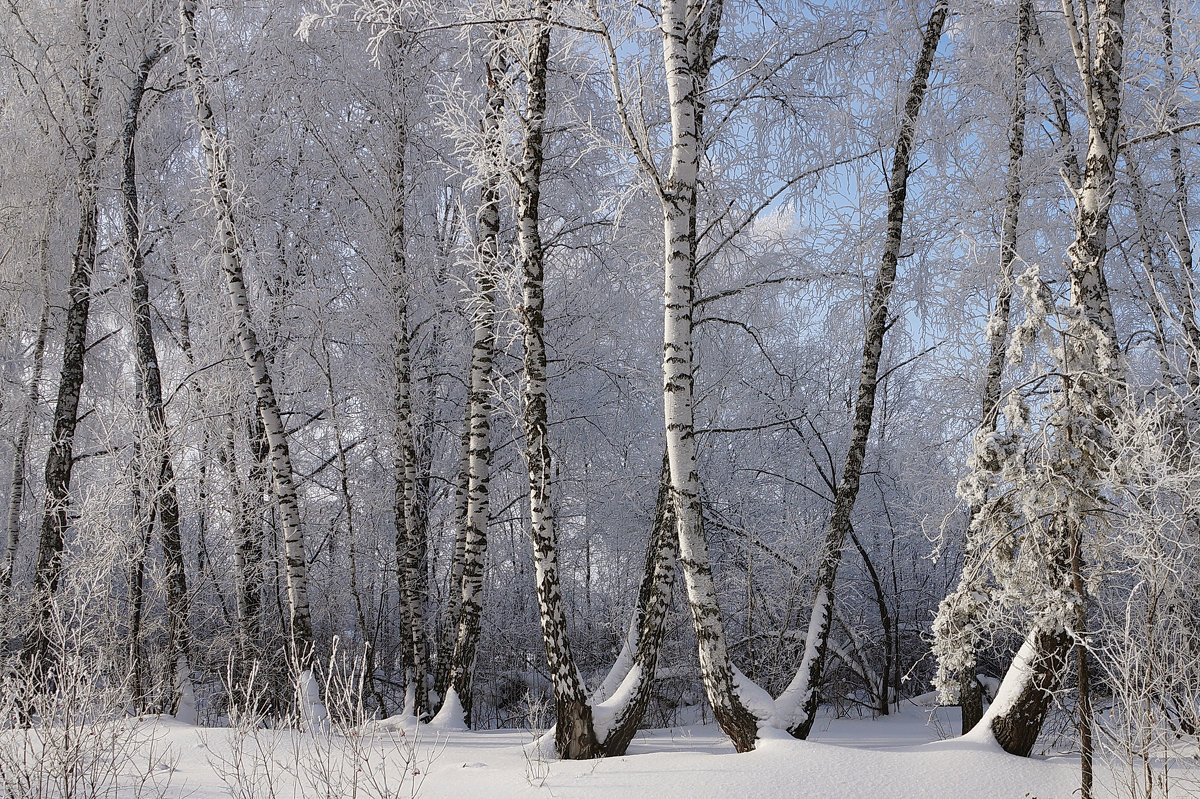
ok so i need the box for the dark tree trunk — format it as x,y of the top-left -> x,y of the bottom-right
781,0 -> 947,740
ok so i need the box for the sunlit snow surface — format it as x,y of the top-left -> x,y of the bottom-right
8,707 -> 1194,799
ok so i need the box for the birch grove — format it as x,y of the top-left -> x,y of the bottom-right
0,0 -> 1196,788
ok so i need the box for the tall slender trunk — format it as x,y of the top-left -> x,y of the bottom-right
435,413 -> 471,703
596,451 -> 678,756
320,342 -> 386,713
948,0 -> 1034,734
121,43 -> 192,714
179,0 -> 316,664
658,0 -> 759,754
443,45 -> 505,727
220,419 -> 263,681
516,2 -> 599,758
777,0 -> 947,740
2,217 -> 52,592
1159,0 -> 1200,398
385,74 -> 430,720
26,0 -> 104,676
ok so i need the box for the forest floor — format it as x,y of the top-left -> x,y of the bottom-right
6,704 -> 1197,798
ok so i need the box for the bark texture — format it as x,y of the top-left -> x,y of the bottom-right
121,43 -> 192,712
179,0 -> 316,662
445,44 -> 506,726
951,0 -> 1034,735
658,0 -> 760,754
986,0 -> 1126,758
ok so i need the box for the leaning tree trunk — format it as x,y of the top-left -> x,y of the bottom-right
777,0 -> 947,740
596,452 -> 679,756
442,44 -> 506,728
658,0 -> 759,754
26,2 -> 104,677
947,0 -> 1034,735
179,0 -> 316,666
2,216 -> 51,593
121,43 -> 192,714
515,1 -> 600,759
983,0 -> 1126,760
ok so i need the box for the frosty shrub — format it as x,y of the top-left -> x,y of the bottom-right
209,645 -> 439,799
0,647 -> 176,799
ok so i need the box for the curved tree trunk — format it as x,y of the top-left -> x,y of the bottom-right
982,0 -> 1126,760
778,0 -> 948,740
597,452 -> 678,756
121,42 -> 193,715
946,0 -> 1034,735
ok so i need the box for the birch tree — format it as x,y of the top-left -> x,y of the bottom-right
178,0 -> 319,676
935,0 -> 1128,769
25,0 -> 105,677
440,38 -> 506,727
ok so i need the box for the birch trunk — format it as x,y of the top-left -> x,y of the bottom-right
2,218 -> 51,592
984,0 -> 1126,758
1159,0 -> 1200,397
179,0 -> 316,663
386,86 -> 431,720
596,451 -> 678,756
658,0 -> 759,753
516,3 -> 599,758
27,1 -> 104,675
951,0 -> 1034,734
121,43 -> 192,713
435,414 -> 471,704
443,46 -> 506,727
777,0 -> 947,740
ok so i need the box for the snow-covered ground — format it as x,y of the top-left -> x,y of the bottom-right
13,704 -> 1180,799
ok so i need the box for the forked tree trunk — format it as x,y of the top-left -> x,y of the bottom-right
442,45 -> 506,727
26,1 -> 104,677
179,0 -> 316,665
778,0 -> 947,740
983,0 -> 1126,760
658,0 -> 759,754
385,74 -> 431,720
121,43 -> 192,714
597,452 -> 678,756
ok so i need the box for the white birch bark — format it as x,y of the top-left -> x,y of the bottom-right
936,0 -> 1033,734
978,0 -> 1126,759
179,0 -> 316,662
515,2 -> 601,758
444,43 -> 506,727
658,0 -> 759,753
